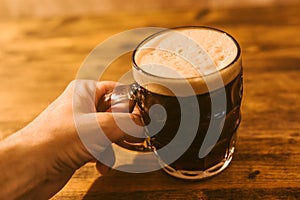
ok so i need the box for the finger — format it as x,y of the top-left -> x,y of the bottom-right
97,95 -> 112,112
95,145 -> 116,175
71,80 -> 117,113
96,112 -> 145,143
132,105 -> 142,115
75,105 -> 145,162
97,83 -> 136,113
96,161 -> 111,176
95,81 -> 118,108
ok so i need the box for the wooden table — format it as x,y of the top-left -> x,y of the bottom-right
1,4 -> 299,199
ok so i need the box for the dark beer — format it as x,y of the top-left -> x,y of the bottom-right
131,26 -> 242,179
134,70 -> 242,172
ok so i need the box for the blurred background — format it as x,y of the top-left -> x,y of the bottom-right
0,0 -> 298,125
0,0 -> 299,18
0,0 -> 299,136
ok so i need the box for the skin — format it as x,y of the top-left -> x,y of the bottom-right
0,80 -> 143,199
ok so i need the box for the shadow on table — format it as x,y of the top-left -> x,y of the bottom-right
82,145 -> 217,199
82,167 -> 211,200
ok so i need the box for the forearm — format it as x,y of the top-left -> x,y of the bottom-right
0,131 -> 46,199
0,80 -> 132,199
0,107 -> 94,199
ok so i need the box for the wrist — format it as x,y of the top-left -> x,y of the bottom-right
0,130 -> 46,198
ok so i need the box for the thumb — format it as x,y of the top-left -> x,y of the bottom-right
75,112 -> 145,162
95,145 -> 115,175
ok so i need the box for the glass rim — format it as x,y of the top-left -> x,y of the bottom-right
132,26 -> 241,81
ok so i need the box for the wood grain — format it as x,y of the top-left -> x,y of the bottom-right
0,4 -> 299,200
0,0 -> 298,18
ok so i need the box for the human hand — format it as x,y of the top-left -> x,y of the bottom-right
0,80 -> 144,199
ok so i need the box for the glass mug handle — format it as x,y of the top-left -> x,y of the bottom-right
102,83 -> 153,152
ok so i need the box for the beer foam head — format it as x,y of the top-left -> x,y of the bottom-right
132,27 -> 241,96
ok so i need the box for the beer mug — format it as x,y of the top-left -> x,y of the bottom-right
109,26 -> 243,180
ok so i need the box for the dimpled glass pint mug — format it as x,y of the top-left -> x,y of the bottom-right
113,26 -> 243,180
